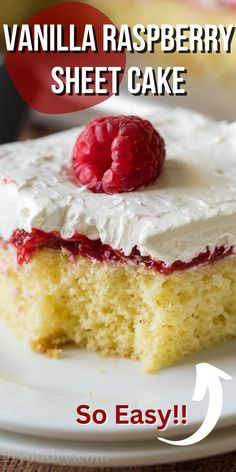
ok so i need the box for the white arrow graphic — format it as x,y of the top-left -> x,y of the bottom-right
158,362 -> 232,446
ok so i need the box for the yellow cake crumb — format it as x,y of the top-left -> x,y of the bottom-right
0,247 -> 236,371
30,339 -> 63,358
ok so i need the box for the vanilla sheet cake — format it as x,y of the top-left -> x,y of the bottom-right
0,106 -> 236,371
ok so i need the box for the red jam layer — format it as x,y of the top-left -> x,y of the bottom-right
7,228 -> 234,275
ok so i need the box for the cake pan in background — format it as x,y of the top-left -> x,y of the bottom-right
30,0 -> 236,131
2,0 -> 236,134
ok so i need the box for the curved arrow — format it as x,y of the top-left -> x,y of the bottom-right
158,362 -> 232,446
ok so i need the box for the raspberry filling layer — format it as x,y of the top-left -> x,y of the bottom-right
8,228 -> 234,275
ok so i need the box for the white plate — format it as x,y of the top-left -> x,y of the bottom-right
0,323 -> 235,442
0,424 -> 236,467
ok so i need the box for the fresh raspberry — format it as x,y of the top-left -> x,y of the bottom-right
72,115 -> 165,194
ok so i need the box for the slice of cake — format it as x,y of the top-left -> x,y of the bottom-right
0,106 -> 236,372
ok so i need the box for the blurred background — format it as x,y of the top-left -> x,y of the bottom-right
0,0 -> 236,144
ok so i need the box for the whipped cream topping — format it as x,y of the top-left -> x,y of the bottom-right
0,106 -> 236,265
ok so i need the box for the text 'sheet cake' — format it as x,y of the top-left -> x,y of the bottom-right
1,106 -> 236,371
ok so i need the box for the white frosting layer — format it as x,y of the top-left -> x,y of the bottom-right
0,106 -> 236,265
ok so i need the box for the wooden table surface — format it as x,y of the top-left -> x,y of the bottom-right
1,451 -> 236,471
